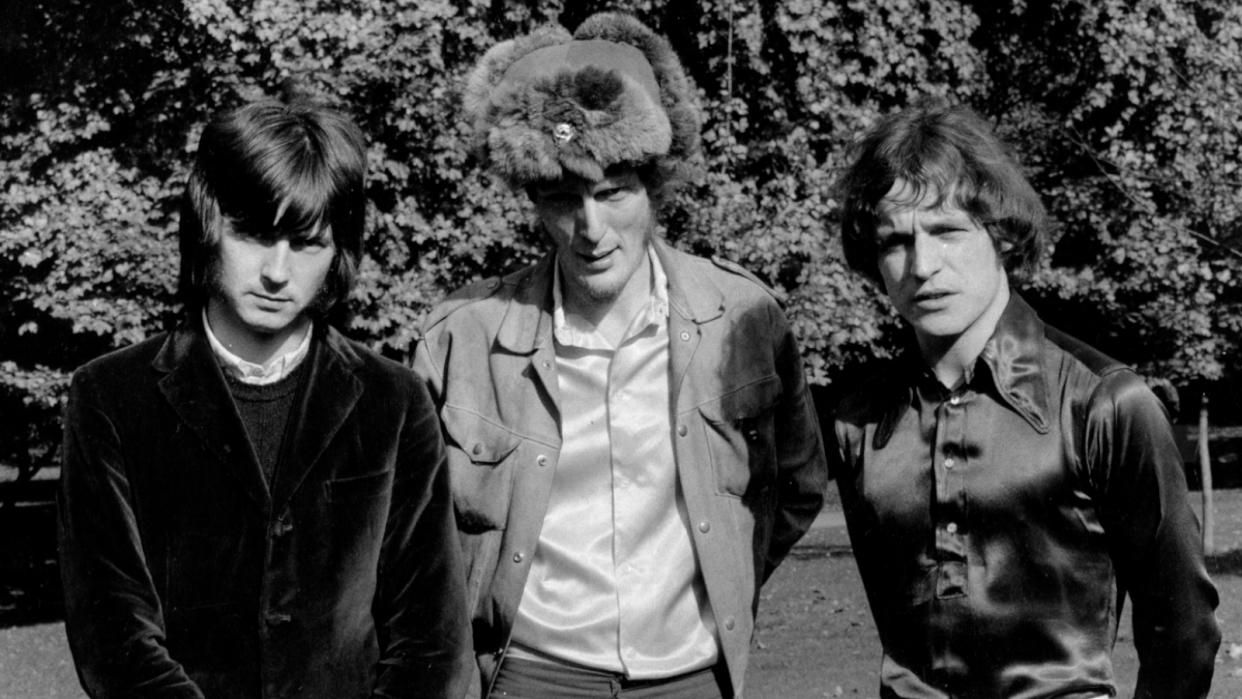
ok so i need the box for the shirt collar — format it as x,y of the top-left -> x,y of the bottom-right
552,245 -> 669,349
900,292 -> 1051,435
202,309 -> 314,385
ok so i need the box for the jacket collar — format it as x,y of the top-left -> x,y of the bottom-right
495,238 -> 726,354
153,323 -> 364,512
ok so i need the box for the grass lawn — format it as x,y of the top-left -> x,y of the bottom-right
3,489 -> 1240,698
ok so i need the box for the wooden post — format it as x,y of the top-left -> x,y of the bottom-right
1199,392 -> 1215,555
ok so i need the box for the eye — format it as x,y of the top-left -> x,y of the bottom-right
539,192 -> 578,209
876,233 -> 908,252
597,186 -> 629,202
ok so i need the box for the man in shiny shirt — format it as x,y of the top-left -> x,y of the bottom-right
830,99 -> 1220,698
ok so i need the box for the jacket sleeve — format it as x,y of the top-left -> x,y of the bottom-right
57,370 -> 205,698
762,305 -> 829,581
1089,371 -> 1220,698
371,374 -> 474,698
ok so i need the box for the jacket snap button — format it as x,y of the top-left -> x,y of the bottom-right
724,617 -> 736,631
536,454 -> 548,467
512,552 -> 524,563
698,521 -> 710,533
677,425 -> 688,437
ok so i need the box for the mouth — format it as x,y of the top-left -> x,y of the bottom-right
251,293 -> 291,305
574,248 -> 616,267
912,289 -> 953,307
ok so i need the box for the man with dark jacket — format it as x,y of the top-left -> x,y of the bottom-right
58,95 -> 472,698
414,12 -> 828,698
831,99 -> 1220,698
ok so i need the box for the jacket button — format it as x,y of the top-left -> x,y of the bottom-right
512,552 -> 524,563
944,458 -> 955,469
677,425 -> 688,437
680,331 -> 691,341
471,443 -> 483,456
536,455 -> 548,467
273,519 -> 293,536
698,521 -> 710,533
265,612 -> 292,627
946,522 -> 958,534
724,617 -> 736,631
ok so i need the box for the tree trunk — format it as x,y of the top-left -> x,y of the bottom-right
1199,392 -> 1215,555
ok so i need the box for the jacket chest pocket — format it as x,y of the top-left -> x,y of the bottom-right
698,375 -> 782,497
441,405 -> 519,533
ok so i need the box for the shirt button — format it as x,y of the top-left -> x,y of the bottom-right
944,458 -> 955,469
512,552 -> 524,563
677,424 -> 688,437
680,331 -> 691,341
536,454 -> 548,467
542,360 -> 551,370
698,521 -> 711,533
949,395 -> 961,406
946,522 -> 958,534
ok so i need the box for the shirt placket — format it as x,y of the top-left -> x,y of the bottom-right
933,391 -> 969,600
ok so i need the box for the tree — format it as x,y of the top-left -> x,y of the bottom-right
2,0 -> 1240,487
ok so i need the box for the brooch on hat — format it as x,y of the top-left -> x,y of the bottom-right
553,122 -> 576,143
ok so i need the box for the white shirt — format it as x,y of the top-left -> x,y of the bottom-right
508,248 -> 719,678
202,309 -> 312,386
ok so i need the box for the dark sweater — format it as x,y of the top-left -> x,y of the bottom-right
224,359 -> 308,484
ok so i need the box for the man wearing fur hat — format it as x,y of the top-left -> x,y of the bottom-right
413,12 -> 828,698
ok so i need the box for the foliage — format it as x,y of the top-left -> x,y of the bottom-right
2,0 -> 1240,472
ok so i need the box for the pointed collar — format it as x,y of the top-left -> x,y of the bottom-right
882,292 -> 1051,445
495,238 -> 726,354
976,292 -> 1051,433
551,245 -> 669,349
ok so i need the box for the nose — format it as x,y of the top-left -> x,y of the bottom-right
909,231 -> 942,280
261,241 -> 291,286
574,198 -> 607,245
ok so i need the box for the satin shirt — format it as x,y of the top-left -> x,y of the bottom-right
831,294 -> 1219,698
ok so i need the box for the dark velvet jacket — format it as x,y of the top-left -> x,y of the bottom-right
831,294 -> 1220,699
58,323 -> 472,698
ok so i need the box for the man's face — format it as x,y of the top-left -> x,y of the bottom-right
207,224 -> 335,345
531,167 -> 655,312
875,179 -> 1009,350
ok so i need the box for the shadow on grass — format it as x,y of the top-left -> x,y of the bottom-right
1206,548 -> 1242,576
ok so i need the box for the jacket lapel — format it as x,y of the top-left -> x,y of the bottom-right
496,255 -> 561,423
271,327 -> 363,512
155,326 -> 271,511
656,240 -> 724,409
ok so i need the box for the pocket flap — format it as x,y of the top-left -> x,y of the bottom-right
441,405 -> 520,465
698,375 -> 782,424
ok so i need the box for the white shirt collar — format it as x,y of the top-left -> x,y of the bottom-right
202,309 -> 313,385
552,245 -> 669,349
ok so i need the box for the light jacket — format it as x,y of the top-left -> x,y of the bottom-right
59,324 -> 473,698
413,239 -> 828,697
831,293 -> 1220,698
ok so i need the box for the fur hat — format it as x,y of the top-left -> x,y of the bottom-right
463,12 -> 702,190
